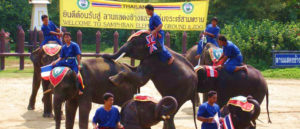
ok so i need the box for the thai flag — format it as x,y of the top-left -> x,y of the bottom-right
41,65 -> 53,80
222,114 -> 235,129
146,34 -> 158,54
205,66 -> 218,77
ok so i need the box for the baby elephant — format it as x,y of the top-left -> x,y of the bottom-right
121,96 -> 178,129
221,96 -> 261,129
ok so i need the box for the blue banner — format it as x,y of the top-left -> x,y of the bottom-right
275,53 -> 300,66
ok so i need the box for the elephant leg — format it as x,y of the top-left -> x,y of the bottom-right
65,98 -> 79,129
78,99 -> 91,129
28,67 -> 41,110
54,95 -> 63,129
202,93 -> 208,103
42,80 -> 53,118
163,115 -> 175,129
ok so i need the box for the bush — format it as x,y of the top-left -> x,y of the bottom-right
222,19 -> 300,68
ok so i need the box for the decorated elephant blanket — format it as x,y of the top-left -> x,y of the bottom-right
227,96 -> 254,112
133,94 -> 158,103
42,43 -> 61,56
208,48 -> 223,65
49,67 -> 85,88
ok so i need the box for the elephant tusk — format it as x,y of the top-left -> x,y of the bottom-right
162,115 -> 170,120
43,89 -> 52,94
114,52 -> 126,62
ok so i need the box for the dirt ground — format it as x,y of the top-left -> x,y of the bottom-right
0,77 -> 300,129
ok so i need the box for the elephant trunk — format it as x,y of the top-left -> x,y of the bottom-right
102,44 -> 128,60
247,96 -> 261,121
155,96 -> 178,120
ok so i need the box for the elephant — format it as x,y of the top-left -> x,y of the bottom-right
196,65 -> 271,123
52,57 -> 138,129
102,31 -> 199,129
185,43 -> 219,67
28,45 -> 61,117
121,96 -> 178,129
220,96 -> 261,129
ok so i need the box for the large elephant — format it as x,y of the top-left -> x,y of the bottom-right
196,65 -> 271,123
121,96 -> 178,129
220,96 -> 261,129
28,45 -> 61,117
102,31 -> 198,129
52,57 -> 138,129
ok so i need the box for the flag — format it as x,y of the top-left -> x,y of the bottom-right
213,113 -> 221,129
205,66 -> 218,77
146,34 -> 158,54
222,114 -> 235,129
41,65 -> 53,80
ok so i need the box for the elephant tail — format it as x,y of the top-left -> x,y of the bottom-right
266,88 -> 272,123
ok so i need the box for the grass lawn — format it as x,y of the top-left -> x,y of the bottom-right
261,67 -> 300,79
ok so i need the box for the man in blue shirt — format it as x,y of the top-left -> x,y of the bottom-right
145,4 -> 174,65
51,32 -> 83,94
196,17 -> 220,58
197,91 -> 220,129
215,35 -> 247,73
40,15 -> 63,47
93,93 -> 123,129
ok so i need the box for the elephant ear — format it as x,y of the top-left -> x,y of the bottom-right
30,48 -> 42,65
155,96 -> 178,119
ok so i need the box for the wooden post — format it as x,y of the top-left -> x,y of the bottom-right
165,32 -> 170,48
113,31 -> 119,53
130,30 -> 135,66
18,27 -> 25,70
62,27 -> 67,33
96,31 -> 101,54
33,27 -> 38,50
62,27 -> 67,44
15,26 -> 21,53
77,30 -> 82,50
182,31 -> 187,54
38,31 -> 43,46
28,30 -> 34,52
0,29 -> 5,70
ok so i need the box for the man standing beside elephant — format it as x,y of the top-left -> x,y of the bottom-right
195,17 -> 220,59
215,35 -> 247,73
51,32 -> 83,95
92,93 -> 123,129
197,91 -> 221,129
145,4 -> 175,65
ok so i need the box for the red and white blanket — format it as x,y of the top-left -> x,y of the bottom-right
205,66 -> 218,78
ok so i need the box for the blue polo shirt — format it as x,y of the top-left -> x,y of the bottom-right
223,41 -> 241,58
149,13 -> 164,36
205,24 -> 220,47
197,102 -> 220,129
92,106 -> 121,128
41,21 -> 58,41
60,42 -> 81,58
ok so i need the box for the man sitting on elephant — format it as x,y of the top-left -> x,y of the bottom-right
196,17 -> 220,59
215,35 -> 247,73
92,93 -> 123,129
145,4 -> 175,65
51,32 -> 83,95
40,15 -> 63,47
197,91 -> 221,129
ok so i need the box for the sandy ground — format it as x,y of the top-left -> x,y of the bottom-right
0,78 -> 300,129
